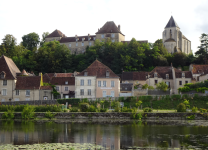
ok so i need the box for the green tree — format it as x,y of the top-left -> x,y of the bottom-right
153,39 -> 168,55
40,32 -> 49,47
156,81 -> 168,91
22,32 -> 40,51
0,34 -> 16,57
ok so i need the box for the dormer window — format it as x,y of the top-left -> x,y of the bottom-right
82,38 -> 85,41
154,73 -> 157,78
84,71 -> 88,76
182,73 -> 185,77
106,71 -> 110,78
65,81 -> 68,85
166,74 -> 169,79
76,38 -> 79,42
88,37 -> 91,41
0,72 -> 5,79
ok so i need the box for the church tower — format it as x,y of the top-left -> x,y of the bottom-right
163,16 -> 191,54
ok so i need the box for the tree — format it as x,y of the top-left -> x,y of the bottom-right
172,52 -> 187,67
40,32 -> 49,47
154,39 -> 168,55
156,81 -> 168,91
22,32 -> 40,51
0,34 -> 16,57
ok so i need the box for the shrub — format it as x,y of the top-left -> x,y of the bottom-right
100,108 -> 108,112
57,98 -> 80,106
79,103 -> 90,112
186,115 -> 195,120
70,107 -> 79,112
192,107 -> 198,113
131,113 -> 143,120
2,110 -> 14,119
14,105 -> 25,112
45,111 -> 56,119
114,101 -> 121,112
143,107 -> 152,112
21,104 -> 35,120
177,103 -> 186,112
122,107 -> 133,112
88,105 -> 96,112
200,108 -> 207,113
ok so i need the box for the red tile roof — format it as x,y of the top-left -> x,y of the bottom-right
121,72 -> 147,81
59,35 -> 96,43
16,76 -> 41,90
77,60 -> 119,78
46,29 -> 66,38
149,66 -> 173,79
192,64 -> 208,74
50,77 -> 75,85
175,70 -> 192,78
40,86 -> 53,90
96,21 -> 124,36
0,55 -> 21,79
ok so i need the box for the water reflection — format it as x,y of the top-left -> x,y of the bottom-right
0,120 -> 208,149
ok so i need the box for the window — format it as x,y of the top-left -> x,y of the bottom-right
14,98 -> 19,101
103,91 -> 106,97
93,37 -> 96,40
103,81 -> 106,87
166,74 -> 169,79
3,80 -> 7,86
182,73 -> 185,77
101,34 -> 104,38
1,72 -> 5,79
2,89 -> 6,96
154,73 -> 157,77
111,81 -> 115,87
89,42 -> 91,46
111,91 -> 114,97
98,81 -> 101,87
84,71 -> 88,76
111,34 -> 115,38
179,81 -> 182,85
69,44 -> 71,47
88,37 -> 91,41
185,81 -> 188,84
26,90 -> 30,96
82,42 -> 84,46
111,39 -> 115,42
166,82 -> 170,88
80,79 -> 84,86
65,87 -> 68,91
82,38 -> 85,41
16,90 -> 19,96
88,89 -> 91,95
106,71 -> 110,77
80,89 -> 84,95
65,81 -> 68,85
76,42 -> 78,47
88,79 -> 91,86
56,86 -> 59,91
1,99 -> 5,102
155,80 -> 158,85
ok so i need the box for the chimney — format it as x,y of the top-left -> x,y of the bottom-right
118,25 -> 120,31
88,33 -> 90,36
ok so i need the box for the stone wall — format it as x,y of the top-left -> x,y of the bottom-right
0,100 -> 58,105
0,112 -> 206,120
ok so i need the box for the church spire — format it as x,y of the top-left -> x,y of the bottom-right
165,16 -> 180,29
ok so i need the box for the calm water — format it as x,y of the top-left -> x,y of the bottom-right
0,120 -> 208,149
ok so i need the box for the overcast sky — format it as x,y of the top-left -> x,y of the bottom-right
1,0 -> 208,54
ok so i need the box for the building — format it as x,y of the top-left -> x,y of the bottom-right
121,72 -> 147,86
189,64 -> 208,82
0,55 -> 21,101
75,60 -> 120,98
163,16 -> 191,54
120,83 -> 133,97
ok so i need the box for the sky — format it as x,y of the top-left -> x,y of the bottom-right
0,0 -> 208,54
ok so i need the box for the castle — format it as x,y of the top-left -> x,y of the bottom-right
162,16 -> 191,54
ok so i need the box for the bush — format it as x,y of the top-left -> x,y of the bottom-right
186,115 -> 195,120
88,105 -> 96,112
21,104 -> 35,119
131,113 -> 143,120
70,107 -> 79,112
177,103 -> 186,112
79,103 -> 90,112
200,108 -> 207,113
45,111 -> 56,119
100,108 -> 108,112
114,101 -> 121,112
192,107 -> 198,113
122,107 -> 133,112
143,107 -> 152,112
14,105 -> 25,112
57,98 -> 80,106
2,110 -> 14,119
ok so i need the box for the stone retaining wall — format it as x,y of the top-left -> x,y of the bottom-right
1,100 -> 58,105
0,112 -> 207,120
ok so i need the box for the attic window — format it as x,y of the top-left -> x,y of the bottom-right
82,38 -> 85,41
88,37 -> 91,41
182,73 -> 185,77
84,71 -> 88,76
154,73 -> 157,78
0,72 -> 5,79
106,71 -> 110,78
166,74 -> 169,79
65,81 -> 68,85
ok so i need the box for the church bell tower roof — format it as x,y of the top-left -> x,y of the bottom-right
165,16 -> 180,28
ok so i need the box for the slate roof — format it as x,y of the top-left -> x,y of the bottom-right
0,55 -> 21,80
46,29 -> 66,38
50,77 -> 75,85
16,76 -> 41,90
59,35 -> 96,43
175,70 -> 192,78
191,64 -> 208,74
120,83 -> 133,91
77,60 -> 119,78
149,66 -> 173,79
165,16 -> 180,28
121,72 -> 147,81
43,73 -> 74,83
96,21 -> 125,36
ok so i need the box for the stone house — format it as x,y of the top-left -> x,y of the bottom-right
189,64 -> 208,82
163,16 -> 191,54
0,55 -> 21,102
75,60 -> 120,98
120,72 -> 147,86
120,83 -> 133,97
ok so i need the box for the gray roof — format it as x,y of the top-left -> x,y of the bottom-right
120,83 -> 133,91
165,16 -> 179,28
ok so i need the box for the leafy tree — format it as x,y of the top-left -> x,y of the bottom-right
156,81 -> 168,91
22,32 -> 40,51
154,39 -> 168,55
0,34 -> 16,57
172,52 -> 187,67
40,32 -> 49,47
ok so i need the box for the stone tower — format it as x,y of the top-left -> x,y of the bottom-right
163,16 -> 191,54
